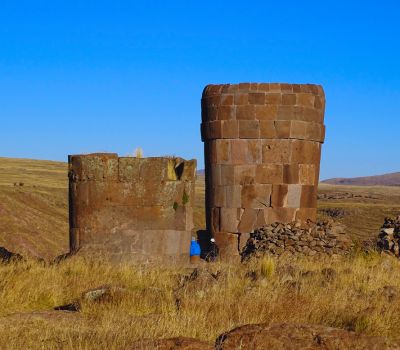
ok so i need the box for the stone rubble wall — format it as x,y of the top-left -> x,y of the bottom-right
241,221 -> 353,260
201,83 -> 326,260
377,216 -> 400,256
68,153 -> 196,263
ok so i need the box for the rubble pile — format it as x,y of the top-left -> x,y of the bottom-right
377,216 -> 400,256
241,220 -> 353,260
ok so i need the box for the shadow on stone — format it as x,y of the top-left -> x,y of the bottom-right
196,230 -> 212,260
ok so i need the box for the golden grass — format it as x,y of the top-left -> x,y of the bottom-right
1,251 -> 400,349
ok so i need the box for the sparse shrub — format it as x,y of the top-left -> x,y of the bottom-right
259,255 -> 276,279
354,315 -> 370,333
127,147 -> 144,158
134,147 -> 143,158
182,190 -> 189,205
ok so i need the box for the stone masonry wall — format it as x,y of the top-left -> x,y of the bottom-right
68,153 -> 196,263
201,83 -> 325,260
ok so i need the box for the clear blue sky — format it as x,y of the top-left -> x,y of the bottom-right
1,1 -> 399,179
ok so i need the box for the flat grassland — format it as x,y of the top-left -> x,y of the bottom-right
1,157 -> 400,349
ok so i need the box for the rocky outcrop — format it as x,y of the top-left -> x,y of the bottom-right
0,246 -> 23,264
241,221 -> 353,260
377,216 -> 400,256
215,323 -> 399,350
54,285 -> 128,312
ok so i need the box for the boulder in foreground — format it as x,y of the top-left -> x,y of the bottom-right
215,323 -> 399,350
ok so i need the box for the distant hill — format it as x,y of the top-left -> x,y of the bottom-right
322,172 -> 400,186
197,169 -> 205,176
0,157 -> 69,259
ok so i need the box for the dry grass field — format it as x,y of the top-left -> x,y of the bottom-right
1,157 -> 400,349
1,253 -> 400,349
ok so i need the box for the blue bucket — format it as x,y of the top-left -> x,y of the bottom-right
190,237 -> 201,257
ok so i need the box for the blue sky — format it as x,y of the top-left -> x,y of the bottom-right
0,1 -> 399,179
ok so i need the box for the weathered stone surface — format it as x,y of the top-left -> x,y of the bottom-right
215,323 -> 398,350
202,83 -> 325,261
214,232 -> 240,262
69,154 -> 196,263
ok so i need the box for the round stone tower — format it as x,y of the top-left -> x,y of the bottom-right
68,153 -> 196,263
201,83 -> 325,259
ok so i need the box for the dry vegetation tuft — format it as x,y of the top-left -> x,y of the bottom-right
1,251 -> 400,349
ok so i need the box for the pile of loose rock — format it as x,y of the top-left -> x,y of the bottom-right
319,207 -> 349,219
318,192 -> 377,200
377,216 -> 400,256
241,220 -> 353,260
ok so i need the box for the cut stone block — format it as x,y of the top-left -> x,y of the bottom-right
239,120 -> 260,138
222,120 -> 239,139
282,164 -> 299,184
255,104 -> 278,120
220,207 -> 239,233
218,106 -> 235,120
275,120 -> 291,138
234,165 -> 256,185
287,184 -> 302,208
255,164 -> 283,184
214,232 -> 240,262
259,120 -> 277,138
241,184 -> 272,209
271,184 -> 288,207
262,139 -> 291,164
236,105 -> 256,120
238,208 -> 259,234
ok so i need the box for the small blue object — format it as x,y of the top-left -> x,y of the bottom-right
190,237 -> 201,256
